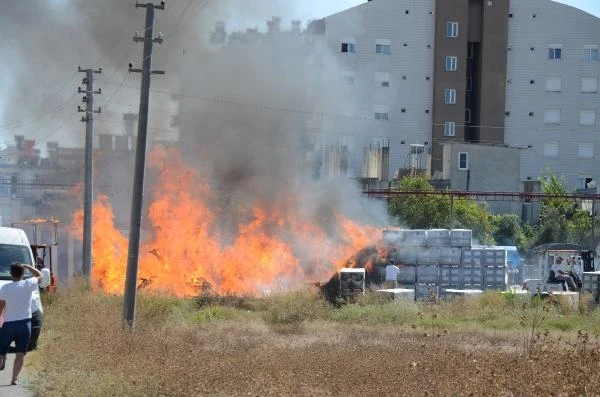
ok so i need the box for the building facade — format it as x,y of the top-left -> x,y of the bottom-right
505,0 -> 600,191
309,0 -> 436,178
314,0 -> 600,191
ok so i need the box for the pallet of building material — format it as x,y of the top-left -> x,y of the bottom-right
376,288 -> 415,302
397,265 -> 417,285
416,265 -> 438,284
397,248 -> 418,264
439,247 -> 462,265
462,248 -> 484,267
415,283 -> 438,300
439,264 -> 463,288
482,265 -> 508,289
382,228 -> 405,245
462,265 -> 483,286
403,229 -> 427,246
450,229 -> 472,247
417,247 -> 440,265
483,249 -> 507,266
426,229 -> 450,247
582,271 -> 600,303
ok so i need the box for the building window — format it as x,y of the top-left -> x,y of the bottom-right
548,46 -> 562,60
467,43 -> 474,59
444,122 -> 456,137
458,152 -> 469,170
584,46 -> 599,61
543,110 -> 561,124
444,89 -> 457,104
341,38 -> 356,53
580,110 -> 596,126
375,39 -> 391,54
374,72 -> 390,87
543,142 -> 559,158
577,176 -> 595,189
374,104 -> 389,121
578,144 -> 594,159
581,77 -> 598,93
447,22 -> 458,38
465,109 -> 472,123
545,76 -> 562,92
445,56 -> 458,71
466,77 -> 473,91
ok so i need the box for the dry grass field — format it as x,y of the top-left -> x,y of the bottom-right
23,285 -> 600,396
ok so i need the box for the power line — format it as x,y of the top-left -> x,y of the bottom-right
0,76 -> 80,131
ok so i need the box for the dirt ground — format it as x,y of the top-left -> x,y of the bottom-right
48,321 -> 591,397
174,326 -> 599,396
30,290 -> 600,396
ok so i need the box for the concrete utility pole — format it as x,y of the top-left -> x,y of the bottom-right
123,1 -> 165,330
77,66 -> 102,283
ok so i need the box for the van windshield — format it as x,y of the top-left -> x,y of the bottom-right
0,244 -> 33,280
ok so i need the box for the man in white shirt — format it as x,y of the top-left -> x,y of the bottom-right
0,262 -> 43,386
385,259 -> 400,289
550,256 -> 577,291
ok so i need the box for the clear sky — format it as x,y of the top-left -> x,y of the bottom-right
299,0 -> 600,20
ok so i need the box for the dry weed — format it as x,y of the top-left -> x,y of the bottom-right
26,283 -> 600,396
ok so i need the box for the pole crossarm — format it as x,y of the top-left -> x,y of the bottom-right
363,189 -> 600,202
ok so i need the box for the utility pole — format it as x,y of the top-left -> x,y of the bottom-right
449,192 -> 455,230
123,1 -> 165,330
77,66 -> 102,283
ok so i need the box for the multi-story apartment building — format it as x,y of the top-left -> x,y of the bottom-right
308,0 -> 436,178
505,0 -> 600,191
311,0 -> 600,190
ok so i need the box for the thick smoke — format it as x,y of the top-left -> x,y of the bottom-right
3,0 -> 389,247
170,3 -> 389,233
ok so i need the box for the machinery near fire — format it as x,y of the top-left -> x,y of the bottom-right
11,219 -> 59,293
338,268 -> 365,299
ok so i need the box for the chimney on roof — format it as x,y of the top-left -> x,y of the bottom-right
15,135 -> 24,149
291,20 -> 301,34
210,21 -> 227,44
267,16 -> 281,34
123,113 -> 138,137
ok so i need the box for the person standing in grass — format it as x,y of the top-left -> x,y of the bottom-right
384,259 -> 399,289
0,262 -> 43,386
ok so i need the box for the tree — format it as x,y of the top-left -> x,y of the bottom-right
387,176 -> 495,244
532,170 -> 599,249
492,214 -> 526,249
387,176 -> 448,229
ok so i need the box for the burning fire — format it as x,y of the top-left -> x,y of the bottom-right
72,147 -> 380,297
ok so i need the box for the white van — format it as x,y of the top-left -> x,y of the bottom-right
0,227 -> 50,350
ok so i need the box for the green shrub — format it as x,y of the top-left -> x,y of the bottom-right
135,293 -> 193,323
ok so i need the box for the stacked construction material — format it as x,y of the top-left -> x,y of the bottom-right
383,228 -> 508,299
582,271 -> 600,303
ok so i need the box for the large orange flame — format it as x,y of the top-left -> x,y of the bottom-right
72,147 -> 379,297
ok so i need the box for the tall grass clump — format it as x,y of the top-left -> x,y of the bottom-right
329,292 -> 419,325
256,288 -> 329,329
519,295 -> 554,357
